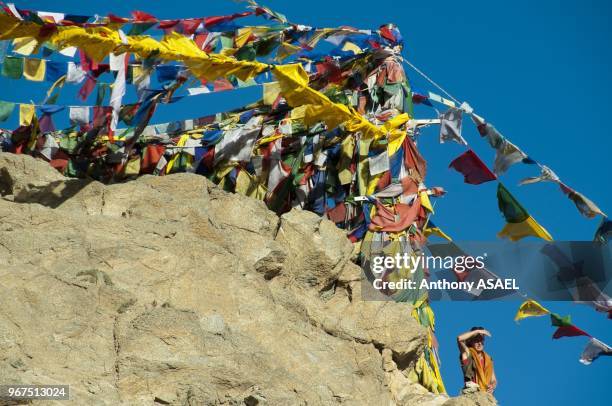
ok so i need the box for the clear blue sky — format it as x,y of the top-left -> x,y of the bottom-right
2,1 -> 610,405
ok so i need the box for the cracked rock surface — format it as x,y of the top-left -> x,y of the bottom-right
0,153 -> 496,406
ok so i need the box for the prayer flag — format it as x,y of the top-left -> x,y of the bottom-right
19,104 -> 35,126
579,338 -> 612,365
69,106 -> 90,126
552,325 -> 590,339
1,55 -> 23,79
497,183 -> 553,241
23,58 -> 45,81
0,101 -> 15,122
519,165 -> 559,185
559,184 -> 606,218
45,61 -> 67,82
439,107 -> 466,145
449,149 -> 496,185
514,300 -> 550,322
493,139 -> 527,175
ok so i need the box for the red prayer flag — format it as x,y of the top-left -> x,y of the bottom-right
93,106 -> 112,132
50,150 -> 70,173
326,204 -> 347,224
403,136 -> 427,179
141,145 -> 166,174
379,26 -> 396,42
194,33 -> 209,50
181,18 -> 203,35
131,11 -> 157,22
204,12 -> 252,28
157,20 -> 180,30
79,50 -> 98,72
108,14 -> 129,24
78,77 -> 97,101
201,147 -> 215,171
552,325 -> 591,339
213,78 -> 234,92
449,149 -> 497,185
369,199 -> 423,233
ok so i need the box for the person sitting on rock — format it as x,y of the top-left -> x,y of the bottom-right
457,326 -> 497,394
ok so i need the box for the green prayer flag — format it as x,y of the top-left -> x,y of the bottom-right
0,100 -> 15,122
96,83 -> 109,106
128,22 -> 156,36
234,44 -> 256,61
220,35 -> 234,50
497,183 -> 529,223
1,55 -> 24,79
255,37 -> 279,57
550,313 -> 572,327
59,135 -> 79,154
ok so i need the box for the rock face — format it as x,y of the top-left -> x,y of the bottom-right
0,153 -> 496,406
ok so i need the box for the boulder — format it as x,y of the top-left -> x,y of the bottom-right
0,153 -> 497,405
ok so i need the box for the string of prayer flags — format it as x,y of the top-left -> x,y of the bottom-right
515,300 -> 609,365
497,183 -> 553,241
519,166 -> 606,219
468,113 -> 605,220
417,90 -> 604,224
1,1 -> 607,390
0,4 -> 259,31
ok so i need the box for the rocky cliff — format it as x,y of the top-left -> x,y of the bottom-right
0,153 -> 496,406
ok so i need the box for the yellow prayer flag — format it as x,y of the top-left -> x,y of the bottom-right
357,138 -> 372,195
387,130 -> 406,156
234,28 -> 253,48
290,105 -> 308,121
235,169 -> 267,200
337,135 -> 355,185
19,104 -> 35,126
514,299 -> 550,322
366,172 -> 383,195
131,65 -> 145,83
420,191 -> 434,213
256,134 -> 283,146
124,156 -> 141,177
24,58 -> 46,81
341,41 -> 362,55
424,225 -> 452,242
273,64 -> 394,140
305,29 -> 330,48
498,216 -> 553,242
12,37 -> 38,56
275,42 -> 300,61
262,81 -> 281,105
165,134 -> 189,174
382,113 -> 410,131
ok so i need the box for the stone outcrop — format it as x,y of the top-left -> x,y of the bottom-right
0,153 -> 496,405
